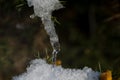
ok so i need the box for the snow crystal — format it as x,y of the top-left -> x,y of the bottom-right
13,59 -> 100,80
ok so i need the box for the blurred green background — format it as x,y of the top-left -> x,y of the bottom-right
0,0 -> 120,80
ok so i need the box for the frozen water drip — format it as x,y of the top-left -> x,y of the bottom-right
27,0 -> 63,66
52,42 -> 60,66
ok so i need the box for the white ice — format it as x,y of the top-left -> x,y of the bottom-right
27,0 -> 63,18
13,59 -> 100,80
27,0 -> 63,50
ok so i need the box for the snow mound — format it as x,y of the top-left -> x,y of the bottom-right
13,59 -> 100,80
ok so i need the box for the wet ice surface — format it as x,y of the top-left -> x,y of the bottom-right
27,0 -> 63,48
13,59 -> 100,80
27,0 -> 64,64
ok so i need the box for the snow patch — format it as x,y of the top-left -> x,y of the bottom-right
13,59 -> 100,80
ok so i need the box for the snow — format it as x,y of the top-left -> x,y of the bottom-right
13,1 -> 100,80
13,59 -> 100,80
26,0 -> 63,52
27,0 -> 63,18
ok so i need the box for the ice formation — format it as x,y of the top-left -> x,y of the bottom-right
27,0 -> 63,51
27,0 -> 63,64
13,59 -> 100,80
13,1 -> 100,80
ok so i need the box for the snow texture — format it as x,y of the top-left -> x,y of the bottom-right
27,0 -> 63,18
27,0 -> 63,50
13,59 -> 100,80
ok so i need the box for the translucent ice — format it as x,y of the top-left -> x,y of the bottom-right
27,0 -> 63,50
27,0 -> 63,64
13,59 -> 100,80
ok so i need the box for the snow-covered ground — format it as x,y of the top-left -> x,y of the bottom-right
13,59 -> 100,80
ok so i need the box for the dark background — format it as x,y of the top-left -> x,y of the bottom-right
0,0 -> 120,80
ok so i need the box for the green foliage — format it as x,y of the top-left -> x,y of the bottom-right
15,0 -> 27,12
52,16 -> 61,25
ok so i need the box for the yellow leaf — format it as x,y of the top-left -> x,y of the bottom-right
100,70 -> 112,80
55,60 -> 62,66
